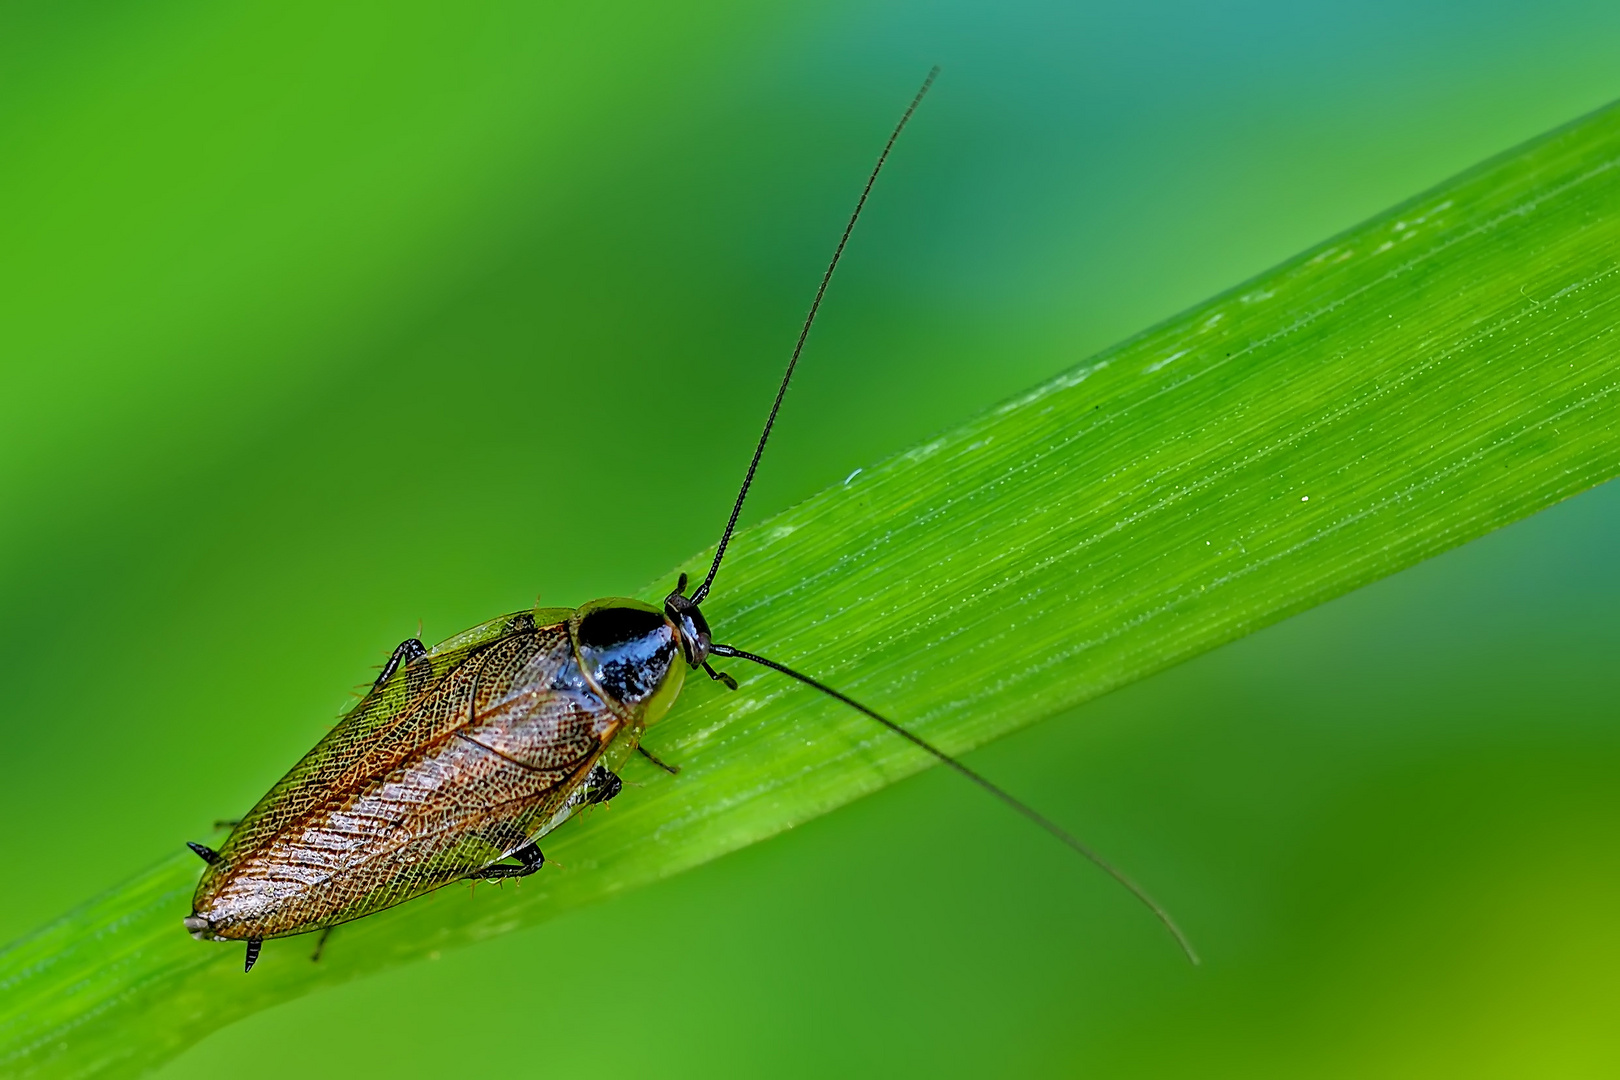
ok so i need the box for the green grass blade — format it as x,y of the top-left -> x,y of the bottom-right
6,98 -> 1620,1078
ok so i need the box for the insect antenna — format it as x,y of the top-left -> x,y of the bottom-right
683,67 -> 1196,964
708,642 -> 1202,966
687,66 -> 939,606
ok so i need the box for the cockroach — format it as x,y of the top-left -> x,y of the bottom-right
184,68 -> 1197,973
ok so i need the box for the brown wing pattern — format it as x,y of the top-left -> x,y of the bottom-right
219,610 -> 552,861
197,610 -> 621,938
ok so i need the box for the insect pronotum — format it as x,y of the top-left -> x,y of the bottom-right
183,68 -> 1198,972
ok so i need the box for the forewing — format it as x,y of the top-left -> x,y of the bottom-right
316,688 -> 616,920
219,608 -> 573,861
204,645 -> 621,935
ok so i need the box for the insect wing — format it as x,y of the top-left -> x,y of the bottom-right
216,608 -> 565,863
197,609 -> 626,936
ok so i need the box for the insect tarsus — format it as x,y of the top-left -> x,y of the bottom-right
374,637 -> 428,690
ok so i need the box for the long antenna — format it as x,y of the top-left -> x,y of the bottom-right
689,67 -> 939,606
709,642 -> 1202,966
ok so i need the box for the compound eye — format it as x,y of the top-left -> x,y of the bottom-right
663,591 -> 712,668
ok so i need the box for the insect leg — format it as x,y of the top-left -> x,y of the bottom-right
310,927 -> 334,963
702,662 -> 738,691
635,744 -> 681,775
473,842 -> 545,880
374,638 -> 428,690
186,841 -> 221,865
580,764 -> 623,805
212,819 -> 241,830
244,939 -> 262,973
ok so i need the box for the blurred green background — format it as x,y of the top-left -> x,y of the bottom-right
3,0 -> 1619,1075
